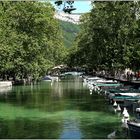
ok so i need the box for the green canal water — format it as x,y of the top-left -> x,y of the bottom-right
0,78 -> 122,139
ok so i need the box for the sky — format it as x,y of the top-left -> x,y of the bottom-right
50,1 -> 92,14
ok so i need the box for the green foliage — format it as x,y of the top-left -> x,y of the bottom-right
69,1 -> 140,71
0,1 -> 66,81
59,20 -> 80,48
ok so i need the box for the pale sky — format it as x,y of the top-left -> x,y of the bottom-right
50,1 -> 92,14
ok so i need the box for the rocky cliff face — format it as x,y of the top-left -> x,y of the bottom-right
54,12 -> 81,24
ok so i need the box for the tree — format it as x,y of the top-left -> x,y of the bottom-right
0,1 -> 66,82
70,1 -> 140,73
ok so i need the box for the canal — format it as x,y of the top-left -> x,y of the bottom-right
0,77 -> 122,139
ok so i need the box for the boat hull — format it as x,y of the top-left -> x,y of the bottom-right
127,121 -> 140,139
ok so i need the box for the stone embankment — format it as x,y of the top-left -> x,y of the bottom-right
0,81 -> 12,87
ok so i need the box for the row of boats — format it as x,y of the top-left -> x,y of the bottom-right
83,76 -> 140,139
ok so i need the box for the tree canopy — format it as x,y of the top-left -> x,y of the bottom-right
0,1 -> 66,81
67,1 -> 140,72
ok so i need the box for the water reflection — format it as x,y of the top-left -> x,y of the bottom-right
60,118 -> 82,139
0,78 -> 121,138
0,86 -> 12,94
0,119 -> 62,139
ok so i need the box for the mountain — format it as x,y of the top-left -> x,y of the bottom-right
59,19 -> 80,48
55,12 -> 81,24
55,12 -> 80,48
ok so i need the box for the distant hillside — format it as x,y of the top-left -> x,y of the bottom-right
59,20 -> 80,48
55,12 -> 80,24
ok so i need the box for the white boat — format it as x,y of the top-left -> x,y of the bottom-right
43,75 -> 59,82
86,77 -> 103,84
117,92 -> 140,97
83,76 -> 102,86
87,77 -> 102,80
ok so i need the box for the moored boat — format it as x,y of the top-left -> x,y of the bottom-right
43,75 -> 59,81
43,76 -> 52,81
127,108 -> 140,138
